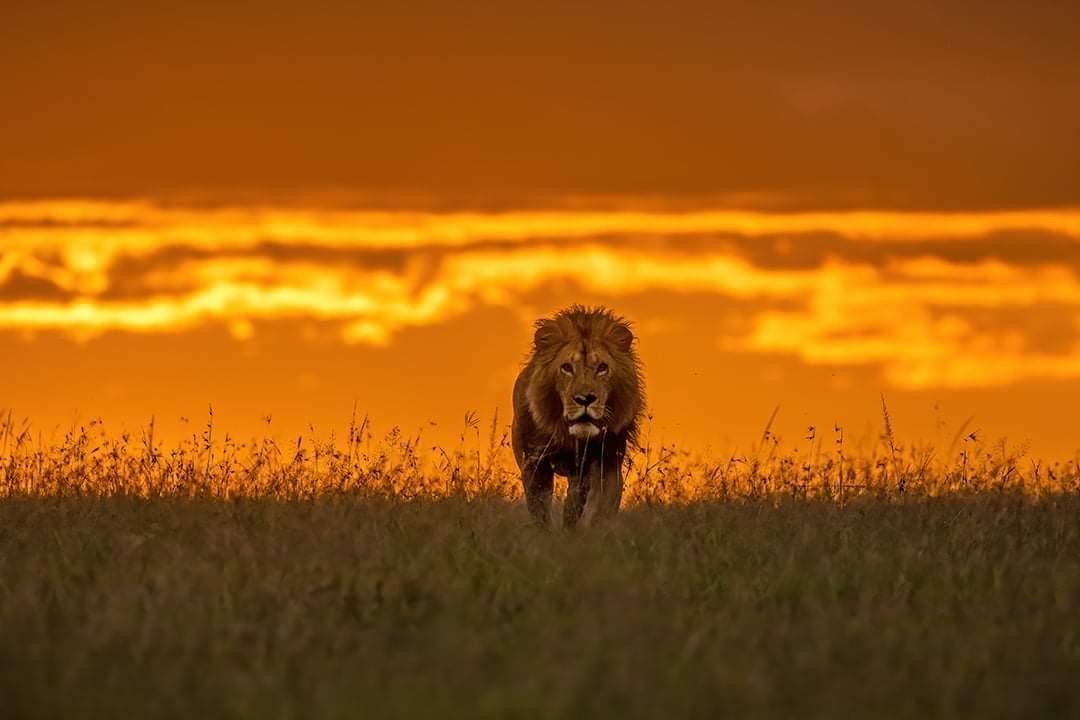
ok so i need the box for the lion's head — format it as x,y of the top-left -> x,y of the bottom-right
524,305 -> 644,445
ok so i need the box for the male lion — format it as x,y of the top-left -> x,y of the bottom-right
512,305 -> 645,528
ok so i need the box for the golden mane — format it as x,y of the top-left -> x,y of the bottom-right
522,305 -> 645,448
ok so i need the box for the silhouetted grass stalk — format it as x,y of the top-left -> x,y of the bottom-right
1,409 -> 1077,501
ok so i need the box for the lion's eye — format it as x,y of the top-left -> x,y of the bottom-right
596,362 -> 609,376
560,363 -> 574,375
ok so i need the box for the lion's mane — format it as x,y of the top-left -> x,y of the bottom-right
515,305 -> 645,452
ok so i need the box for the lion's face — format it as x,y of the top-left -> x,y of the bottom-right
550,340 -> 617,439
523,306 -> 644,447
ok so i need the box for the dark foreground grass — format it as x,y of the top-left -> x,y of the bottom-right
1,496 -> 1079,719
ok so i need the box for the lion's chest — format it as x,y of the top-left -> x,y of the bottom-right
548,451 -> 581,478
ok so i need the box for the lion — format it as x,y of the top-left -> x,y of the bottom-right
512,305 -> 645,528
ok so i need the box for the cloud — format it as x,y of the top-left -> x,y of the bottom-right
0,268 -> 74,302
1,201 -> 1079,388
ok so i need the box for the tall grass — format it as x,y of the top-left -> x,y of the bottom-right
1,406 -> 1077,502
2,407 -> 1079,717
3,494 -> 1079,718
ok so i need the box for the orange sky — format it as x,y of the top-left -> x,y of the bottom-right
2,3 -> 1079,458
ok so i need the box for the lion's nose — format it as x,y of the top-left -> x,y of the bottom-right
574,393 -> 598,407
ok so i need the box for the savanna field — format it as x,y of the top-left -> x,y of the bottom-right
7,1 -> 1080,718
1,409 -> 1078,719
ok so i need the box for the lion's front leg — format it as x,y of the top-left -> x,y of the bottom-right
583,454 -> 624,526
521,458 -> 554,527
563,469 -> 590,530
563,452 -> 596,530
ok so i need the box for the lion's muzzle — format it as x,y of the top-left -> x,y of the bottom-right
567,419 -> 602,439
566,399 -> 606,439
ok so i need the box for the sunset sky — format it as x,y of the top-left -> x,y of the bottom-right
3,2 -> 1079,458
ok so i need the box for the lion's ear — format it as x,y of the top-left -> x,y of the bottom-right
533,318 -> 564,352
610,323 -> 634,353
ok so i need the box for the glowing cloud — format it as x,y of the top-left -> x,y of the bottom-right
2,201 -> 1079,389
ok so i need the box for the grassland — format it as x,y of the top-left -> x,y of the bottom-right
1,412 -> 1079,718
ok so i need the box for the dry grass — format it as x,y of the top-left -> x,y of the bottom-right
1,408 -> 1079,718
1,406 -> 1077,502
